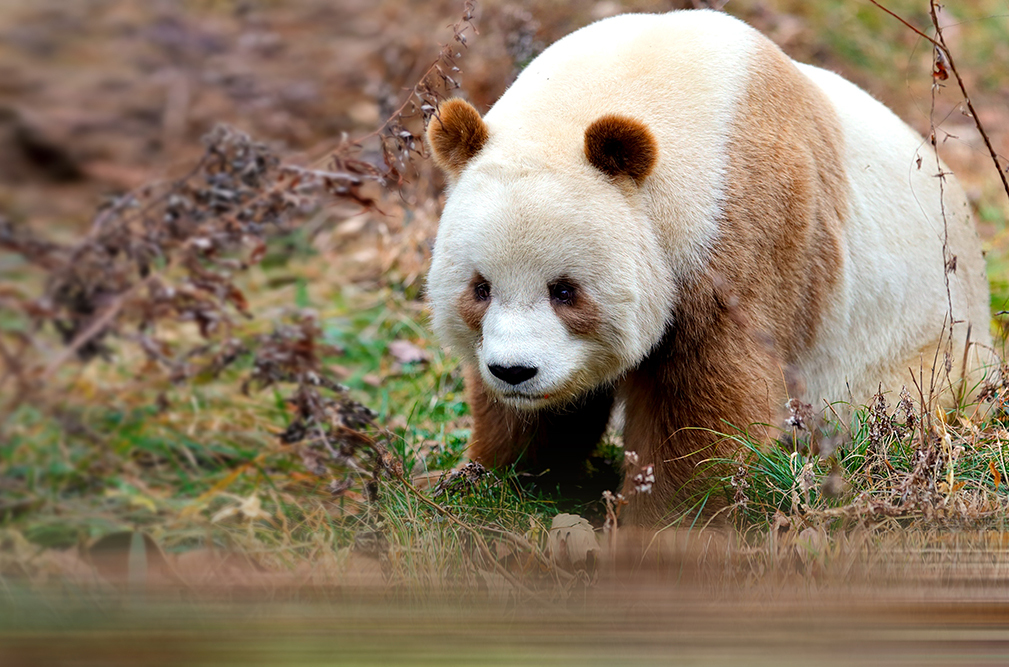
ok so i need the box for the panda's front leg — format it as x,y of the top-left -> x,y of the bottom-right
463,364 -> 615,477
617,329 -> 781,525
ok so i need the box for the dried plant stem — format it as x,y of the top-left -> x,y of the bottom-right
343,0 -> 478,151
869,0 -> 1009,204
354,50 -> 467,149
41,275 -> 155,381
87,157 -> 209,240
954,324 -> 972,410
29,164 -> 301,392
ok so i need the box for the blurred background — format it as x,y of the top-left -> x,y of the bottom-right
2,0 -> 1007,280
2,1 -> 1009,664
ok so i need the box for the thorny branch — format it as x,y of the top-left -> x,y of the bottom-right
870,0 -> 1009,203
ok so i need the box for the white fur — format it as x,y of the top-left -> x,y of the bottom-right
793,64 -> 993,404
429,11 -> 758,408
428,10 -> 993,411
431,164 -> 671,406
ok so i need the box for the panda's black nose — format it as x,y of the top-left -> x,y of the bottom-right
488,364 -> 538,385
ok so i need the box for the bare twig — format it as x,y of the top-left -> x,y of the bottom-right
928,2 -> 1009,203
870,0 -> 1009,203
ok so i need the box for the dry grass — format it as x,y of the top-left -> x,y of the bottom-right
1,0 -> 1009,619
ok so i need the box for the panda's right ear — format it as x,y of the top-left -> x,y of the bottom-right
427,99 -> 489,179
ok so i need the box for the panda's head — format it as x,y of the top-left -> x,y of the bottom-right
426,99 -> 676,410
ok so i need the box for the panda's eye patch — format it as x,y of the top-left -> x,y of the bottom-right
549,280 -> 577,306
473,279 -> 491,301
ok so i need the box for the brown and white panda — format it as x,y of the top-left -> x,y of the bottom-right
425,9 -> 995,525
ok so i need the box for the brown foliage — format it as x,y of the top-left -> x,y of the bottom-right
0,1 -> 483,491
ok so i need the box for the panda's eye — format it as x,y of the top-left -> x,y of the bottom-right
473,280 -> 491,301
549,280 -> 577,306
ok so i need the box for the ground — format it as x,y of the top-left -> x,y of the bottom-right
3,1 -> 1009,663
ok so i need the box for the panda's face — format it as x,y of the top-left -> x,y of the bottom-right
455,251 -> 616,409
458,269 -> 606,409
428,162 -> 675,410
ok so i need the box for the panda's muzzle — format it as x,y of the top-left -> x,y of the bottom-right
488,364 -> 538,385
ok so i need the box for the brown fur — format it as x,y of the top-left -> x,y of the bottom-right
427,99 -> 488,177
618,40 -> 848,525
619,272 -> 780,524
458,273 -> 491,331
464,365 -> 615,471
716,41 -> 847,359
461,41 -> 849,526
584,115 -> 658,184
551,278 -> 602,336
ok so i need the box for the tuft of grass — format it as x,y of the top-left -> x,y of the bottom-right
3,0 -> 1009,603
722,392 -> 1009,531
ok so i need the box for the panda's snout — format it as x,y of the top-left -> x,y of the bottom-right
488,364 -> 538,385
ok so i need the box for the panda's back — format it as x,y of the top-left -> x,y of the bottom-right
789,62 -> 991,404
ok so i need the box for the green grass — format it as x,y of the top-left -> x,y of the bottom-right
0,253 -> 577,590
3,0 -> 1009,596
4,227 -> 1009,594
723,396 -> 1009,533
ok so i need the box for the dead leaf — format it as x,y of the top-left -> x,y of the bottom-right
388,339 -> 429,365
933,46 -> 950,81
548,513 -> 598,574
210,493 -> 273,523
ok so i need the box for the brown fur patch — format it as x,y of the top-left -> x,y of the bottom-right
584,115 -> 658,184
458,273 -> 491,331
619,40 -> 850,526
550,278 -> 602,336
620,272 -> 778,525
716,41 -> 848,359
464,365 -> 615,471
427,98 -> 488,178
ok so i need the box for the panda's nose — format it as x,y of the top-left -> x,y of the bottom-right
488,364 -> 538,385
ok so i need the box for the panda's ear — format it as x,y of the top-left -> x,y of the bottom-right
584,115 -> 658,184
427,98 -> 489,179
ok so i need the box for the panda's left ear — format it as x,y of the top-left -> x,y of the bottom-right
427,98 -> 489,179
584,115 -> 658,184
